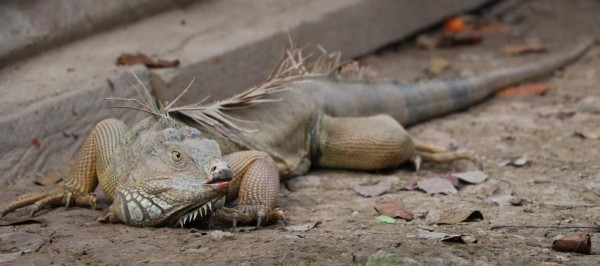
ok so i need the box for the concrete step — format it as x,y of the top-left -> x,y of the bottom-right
0,0 -> 489,182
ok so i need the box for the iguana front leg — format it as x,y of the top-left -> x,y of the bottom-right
317,114 -> 479,171
2,119 -> 125,217
212,151 -> 284,228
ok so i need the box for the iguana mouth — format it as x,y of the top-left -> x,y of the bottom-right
175,196 -> 226,227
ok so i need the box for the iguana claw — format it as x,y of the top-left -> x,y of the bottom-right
2,183 -> 96,217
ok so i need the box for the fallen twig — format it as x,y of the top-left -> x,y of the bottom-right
491,224 -> 600,230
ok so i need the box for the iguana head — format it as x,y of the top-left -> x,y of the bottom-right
112,117 -> 231,227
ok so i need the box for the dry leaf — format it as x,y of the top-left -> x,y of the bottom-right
435,210 -> 483,225
575,128 -> 600,139
426,57 -> 450,75
33,173 -> 63,186
417,177 -> 457,195
354,180 -> 391,197
498,83 -> 549,97
116,52 -> 180,68
488,187 -> 513,206
498,155 -> 531,167
552,234 -> 591,254
284,221 -> 322,232
502,44 -> 548,56
453,171 -> 488,184
512,155 -> 530,166
401,177 -> 421,190
374,199 -> 414,221
425,172 -> 459,187
443,17 -> 466,33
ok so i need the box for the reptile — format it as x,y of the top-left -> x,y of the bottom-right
1,40 -> 594,228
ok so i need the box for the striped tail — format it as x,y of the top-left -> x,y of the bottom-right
312,40 -> 595,126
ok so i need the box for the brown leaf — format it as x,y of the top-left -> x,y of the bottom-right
116,52 -> 180,68
452,171 -> 488,184
31,138 -> 41,148
575,128 -> 600,140
552,234 -> 591,254
374,199 -> 414,221
33,173 -> 63,186
426,57 -> 450,75
498,83 -> 549,97
417,177 -> 457,195
354,180 -> 391,197
435,210 -> 483,225
502,44 -> 548,56
425,172 -> 459,187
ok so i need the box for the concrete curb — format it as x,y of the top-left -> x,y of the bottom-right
0,0 -> 194,68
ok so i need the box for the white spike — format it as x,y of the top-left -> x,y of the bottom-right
192,210 -> 198,220
202,205 -> 208,215
208,202 -> 212,211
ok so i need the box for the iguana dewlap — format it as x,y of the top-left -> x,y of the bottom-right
2,40 -> 594,228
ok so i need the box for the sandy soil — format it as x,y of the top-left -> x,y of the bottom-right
2,0 -> 600,265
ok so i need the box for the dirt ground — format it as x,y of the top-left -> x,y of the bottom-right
2,0 -> 600,265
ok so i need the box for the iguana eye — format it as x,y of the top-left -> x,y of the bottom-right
171,150 -> 182,161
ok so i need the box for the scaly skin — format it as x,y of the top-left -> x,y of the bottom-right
2,40 -> 594,228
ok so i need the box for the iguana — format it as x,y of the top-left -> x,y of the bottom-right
1,40 -> 594,228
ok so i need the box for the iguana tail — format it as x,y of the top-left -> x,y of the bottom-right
307,39 -> 595,126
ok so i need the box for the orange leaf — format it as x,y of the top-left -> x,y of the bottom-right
443,17 -> 466,33
497,83 -> 549,97
552,234 -> 591,254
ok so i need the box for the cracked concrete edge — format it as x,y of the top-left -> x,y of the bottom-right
153,0 -> 492,104
0,66 -> 151,183
0,0 -> 195,68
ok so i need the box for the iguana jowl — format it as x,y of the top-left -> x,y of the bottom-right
2,40 -> 594,227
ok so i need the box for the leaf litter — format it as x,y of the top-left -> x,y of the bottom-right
374,199 -> 414,221
354,180 -> 391,197
434,210 -> 484,225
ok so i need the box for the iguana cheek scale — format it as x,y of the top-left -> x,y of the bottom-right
2,40 -> 595,228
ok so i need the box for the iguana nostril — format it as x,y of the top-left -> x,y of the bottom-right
207,159 -> 232,183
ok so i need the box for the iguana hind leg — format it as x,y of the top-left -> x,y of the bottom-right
317,114 -> 480,170
211,151 -> 284,229
2,119 -> 126,217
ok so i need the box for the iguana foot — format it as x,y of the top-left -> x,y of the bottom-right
414,142 -> 483,170
212,204 -> 285,230
1,183 -> 96,217
97,204 -> 123,223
